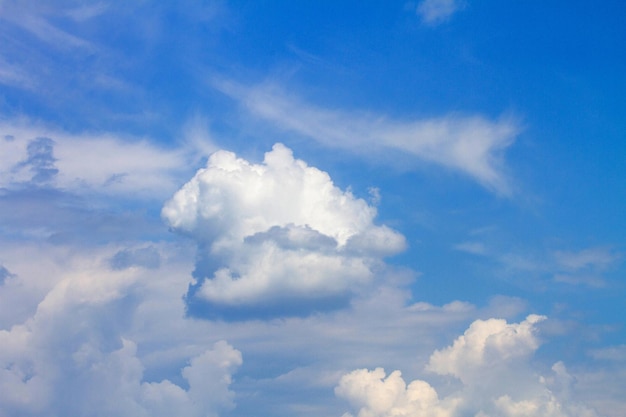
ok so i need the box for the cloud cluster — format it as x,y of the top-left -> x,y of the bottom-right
215,80 -> 518,194
0,244 -> 242,417
163,143 -> 405,313
336,315 -> 599,417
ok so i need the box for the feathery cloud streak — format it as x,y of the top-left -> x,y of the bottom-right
215,81 -> 519,194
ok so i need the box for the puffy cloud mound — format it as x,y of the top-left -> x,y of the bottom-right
336,315 -> 599,417
426,314 -> 545,382
162,144 -> 405,314
0,245 -> 242,417
336,367 -> 452,417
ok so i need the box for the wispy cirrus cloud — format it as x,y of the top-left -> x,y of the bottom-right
215,80 -> 519,195
553,247 -> 621,288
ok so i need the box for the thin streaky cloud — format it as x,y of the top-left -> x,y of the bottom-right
215,80 -> 519,195
554,247 -> 620,271
6,11 -> 92,51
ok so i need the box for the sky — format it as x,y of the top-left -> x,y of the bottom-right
0,1 -> 625,416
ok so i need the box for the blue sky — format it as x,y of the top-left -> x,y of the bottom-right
1,1 -> 625,416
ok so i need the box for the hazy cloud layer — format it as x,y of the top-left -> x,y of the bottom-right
0,122 -> 202,199
163,143 -> 405,313
216,81 -> 518,194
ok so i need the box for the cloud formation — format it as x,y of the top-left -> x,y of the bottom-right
0,244 -> 242,417
216,81 -> 518,194
336,315 -> 600,417
162,143 -> 405,314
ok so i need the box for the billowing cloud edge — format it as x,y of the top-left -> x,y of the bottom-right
336,314 -> 601,417
162,143 -> 406,314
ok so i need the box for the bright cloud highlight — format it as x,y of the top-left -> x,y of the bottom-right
162,143 -> 405,312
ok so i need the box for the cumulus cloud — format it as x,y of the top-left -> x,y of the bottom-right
215,80 -> 518,194
336,315 -> 600,417
0,243 -> 242,417
416,0 -> 466,25
426,314 -> 545,382
163,143 -> 405,314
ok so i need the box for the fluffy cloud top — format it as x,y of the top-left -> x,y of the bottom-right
336,315 -> 599,417
0,244 -> 242,417
162,143 -> 405,312
426,314 -> 545,382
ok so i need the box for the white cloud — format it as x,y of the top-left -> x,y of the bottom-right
426,314 -> 545,382
162,143 -> 406,309
0,242 -> 242,417
0,3 -> 92,51
336,315 -> 601,417
215,80 -> 518,194
336,367 -> 451,417
1,239 -> 617,416
416,0 -> 466,25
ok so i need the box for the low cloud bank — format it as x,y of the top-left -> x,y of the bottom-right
0,245 -> 242,417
